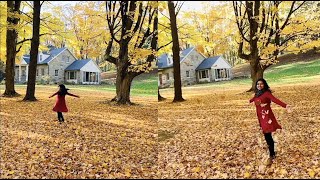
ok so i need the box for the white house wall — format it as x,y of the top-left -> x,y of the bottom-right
80,61 -> 101,84
212,57 -> 232,69
80,60 -> 101,72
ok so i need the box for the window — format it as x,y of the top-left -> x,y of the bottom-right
68,71 -> 76,80
66,56 -> 70,63
40,55 -> 42,61
22,70 -> 26,76
83,71 -> 98,82
55,70 -> 59,76
199,70 -> 209,79
36,69 -> 39,76
186,70 -> 190,78
41,68 -> 44,76
216,69 -> 227,79
166,73 -> 169,80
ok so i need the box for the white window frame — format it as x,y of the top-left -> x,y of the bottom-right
199,70 -> 209,79
55,70 -> 59,76
186,70 -> 190,78
68,71 -> 76,80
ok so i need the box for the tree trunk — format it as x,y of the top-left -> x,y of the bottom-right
248,59 -> 264,92
111,67 -> 121,102
117,73 -> 134,105
23,1 -> 41,101
168,1 -> 184,102
3,1 -> 21,97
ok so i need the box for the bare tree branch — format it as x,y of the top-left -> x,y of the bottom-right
157,40 -> 173,51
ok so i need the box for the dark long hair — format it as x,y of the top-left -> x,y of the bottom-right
58,84 -> 69,96
255,78 -> 271,97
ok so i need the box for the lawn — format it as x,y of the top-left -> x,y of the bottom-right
1,75 -> 158,97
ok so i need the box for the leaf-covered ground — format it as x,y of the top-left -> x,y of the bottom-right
158,80 -> 320,179
1,79 -> 320,179
0,87 -> 158,178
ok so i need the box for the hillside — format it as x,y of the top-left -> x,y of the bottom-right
101,69 -> 157,81
232,50 -> 320,78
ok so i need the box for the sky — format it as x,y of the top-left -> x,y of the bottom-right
48,1 -> 221,11
180,1 -> 222,12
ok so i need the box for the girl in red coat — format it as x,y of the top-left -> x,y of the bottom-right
249,78 -> 291,164
49,84 -> 80,123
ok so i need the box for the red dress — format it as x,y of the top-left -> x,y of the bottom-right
250,91 -> 287,133
52,92 -> 68,112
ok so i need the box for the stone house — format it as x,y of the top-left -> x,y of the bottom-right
157,46 -> 233,88
15,46 -> 101,84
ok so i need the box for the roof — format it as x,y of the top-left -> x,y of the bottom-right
39,47 -> 66,64
23,55 -> 30,64
196,56 -> 220,70
22,47 -> 66,65
181,47 -> 194,57
65,59 -> 90,71
157,53 -> 172,69
157,47 -> 195,69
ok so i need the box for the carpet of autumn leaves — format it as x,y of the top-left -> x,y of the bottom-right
1,79 -> 320,179
158,79 -> 320,179
0,86 -> 158,178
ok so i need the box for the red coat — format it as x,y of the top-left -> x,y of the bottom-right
52,93 -> 68,112
250,91 -> 287,133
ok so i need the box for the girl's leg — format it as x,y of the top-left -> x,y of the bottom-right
57,112 -> 63,122
264,132 -> 276,158
57,112 -> 61,121
60,112 -> 65,122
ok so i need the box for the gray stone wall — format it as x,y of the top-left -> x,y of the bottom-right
180,50 -> 205,86
48,49 -> 76,83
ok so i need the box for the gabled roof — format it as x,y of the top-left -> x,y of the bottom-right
181,47 -> 194,57
157,47 -> 195,69
23,55 -> 30,64
157,53 -> 171,69
65,59 -> 90,71
196,56 -> 221,70
39,47 -> 66,64
21,47 -> 67,65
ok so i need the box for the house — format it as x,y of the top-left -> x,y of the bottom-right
15,46 -> 101,84
157,46 -> 233,88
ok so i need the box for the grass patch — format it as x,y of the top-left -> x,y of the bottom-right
0,76 -> 158,96
180,59 -> 320,90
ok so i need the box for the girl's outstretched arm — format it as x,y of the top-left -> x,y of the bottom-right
249,96 -> 255,103
49,92 -> 58,98
265,91 -> 287,108
67,92 -> 80,98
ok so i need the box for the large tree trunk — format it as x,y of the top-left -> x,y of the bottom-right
111,68 -> 121,102
248,59 -> 264,92
117,73 -> 134,105
168,1 -> 184,102
3,1 -> 21,97
23,1 -> 41,101
105,1 -> 158,105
